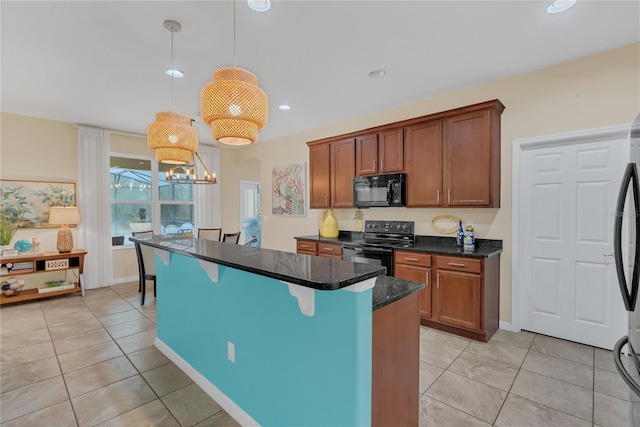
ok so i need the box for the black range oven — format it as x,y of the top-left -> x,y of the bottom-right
342,220 -> 414,276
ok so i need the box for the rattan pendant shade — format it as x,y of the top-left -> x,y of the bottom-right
200,67 -> 268,146
147,111 -> 199,164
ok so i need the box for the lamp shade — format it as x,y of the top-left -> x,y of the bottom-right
200,67 -> 268,146
49,207 -> 80,225
147,111 -> 199,164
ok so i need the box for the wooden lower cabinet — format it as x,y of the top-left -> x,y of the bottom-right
372,292 -> 419,427
395,250 -> 500,342
395,264 -> 432,319
295,240 -> 342,259
435,270 -> 481,331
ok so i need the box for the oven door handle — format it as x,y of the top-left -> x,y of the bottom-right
343,245 -> 392,253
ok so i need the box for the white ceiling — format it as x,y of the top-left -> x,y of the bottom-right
2,1 -> 639,148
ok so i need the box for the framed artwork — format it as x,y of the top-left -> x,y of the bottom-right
0,179 -> 76,228
272,163 -> 306,216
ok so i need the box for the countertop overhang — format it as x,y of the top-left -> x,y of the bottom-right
131,236 -> 386,291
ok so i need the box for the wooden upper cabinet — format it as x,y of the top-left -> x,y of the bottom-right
405,121 -> 443,207
443,108 -> 501,207
355,134 -> 379,176
379,129 -> 404,174
331,138 -> 356,207
356,130 -> 404,176
309,144 -> 331,209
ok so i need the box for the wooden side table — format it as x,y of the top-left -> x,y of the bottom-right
0,249 -> 87,304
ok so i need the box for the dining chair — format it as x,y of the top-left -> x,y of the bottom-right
198,228 -> 222,241
132,231 -> 156,305
222,232 -> 241,244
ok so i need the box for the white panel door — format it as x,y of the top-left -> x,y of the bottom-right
520,138 -> 628,350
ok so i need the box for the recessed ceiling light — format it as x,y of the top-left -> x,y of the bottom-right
368,69 -> 386,78
547,0 -> 576,13
165,69 -> 184,78
279,105 -> 291,111
248,0 -> 271,12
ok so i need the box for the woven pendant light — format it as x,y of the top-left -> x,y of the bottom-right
147,20 -> 198,163
200,1 -> 268,146
147,111 -> 198,164
200,67 -> 268,146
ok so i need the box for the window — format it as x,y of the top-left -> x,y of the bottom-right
110,154 -> 195,244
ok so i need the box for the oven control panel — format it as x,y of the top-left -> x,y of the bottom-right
364,220 -> 414,235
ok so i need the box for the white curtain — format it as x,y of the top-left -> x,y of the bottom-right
195,145 -> 222,229
77,127 -> 112,289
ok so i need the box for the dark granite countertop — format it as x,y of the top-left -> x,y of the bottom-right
373,275 -> 424,311
407,236 -> 502,258
132,236 -> 385,291
294,234 -> 502,258
295,231 -> 364,244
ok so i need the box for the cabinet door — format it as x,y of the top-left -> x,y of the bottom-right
405,120 -> 443,207
379,129 -> 404,174
436,270 -> 481,331
355,134 -> 379,176
395,264 -> 432,319
443,110 -> 493,207
309,144 -> 331,208
331,138 -> 356,207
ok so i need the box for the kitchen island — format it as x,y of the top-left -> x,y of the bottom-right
132,236 -> 423,427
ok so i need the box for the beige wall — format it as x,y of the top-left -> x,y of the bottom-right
0,115 -> 150,286
221,43 -> 640,324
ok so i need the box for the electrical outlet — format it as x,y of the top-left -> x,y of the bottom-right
228,341 -> 235,363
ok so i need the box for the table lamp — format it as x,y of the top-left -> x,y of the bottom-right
49,207 -> 80,253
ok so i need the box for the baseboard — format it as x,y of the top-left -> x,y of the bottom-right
155,338 -> 260,427
111,276 -> 138,285
499,321 -> 514,331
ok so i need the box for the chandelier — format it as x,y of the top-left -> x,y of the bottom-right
147,20 -> 198,163
165,151 -> 217,185
200,2 -> 268,146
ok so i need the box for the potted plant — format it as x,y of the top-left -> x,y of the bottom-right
0,215 -> 17,250
353,209 -> 364,232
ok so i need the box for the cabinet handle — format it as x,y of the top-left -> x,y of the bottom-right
324,248 -> 334,251
326,195 -> 329,206
372,159 -> 376,170
448,189 -> 451,204
426,271 -> 429,287
437,190 -> 440,204
437,273 -> 440,288
332,195 -> 335,205
300,245 -> 309,248
448,262 -> 466,267
404,257 -> 419,262
381,158 -> 385,171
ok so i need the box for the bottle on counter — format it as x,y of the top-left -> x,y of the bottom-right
463,222 -> 475,252
456,220 -> 464,247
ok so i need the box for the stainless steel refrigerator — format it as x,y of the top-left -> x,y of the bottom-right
614,112 -> 640,426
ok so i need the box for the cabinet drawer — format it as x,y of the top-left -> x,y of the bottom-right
394,251 -> 431,267
318,243 -> 342,256
296,241 -> 317,253
436,256 -> 481,274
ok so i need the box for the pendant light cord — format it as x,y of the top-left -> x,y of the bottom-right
233,0 -> 237,67
171,28 -> 175,111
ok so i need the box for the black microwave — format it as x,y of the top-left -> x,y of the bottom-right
353,173 -> 406,208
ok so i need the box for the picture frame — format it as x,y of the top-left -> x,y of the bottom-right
272,163 -> 306,216
0,179 -> 76,228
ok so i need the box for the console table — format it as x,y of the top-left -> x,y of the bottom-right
0,250 -> 86,305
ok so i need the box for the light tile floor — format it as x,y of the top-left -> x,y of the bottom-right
0,282 -> 631,426
0,282 -> 239,427
418,325 -> 632,427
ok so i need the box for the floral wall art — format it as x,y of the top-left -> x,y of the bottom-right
0,180 -> 76,228
272,163 -> 306,216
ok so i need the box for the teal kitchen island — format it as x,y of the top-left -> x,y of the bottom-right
132,236 -> 424,427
